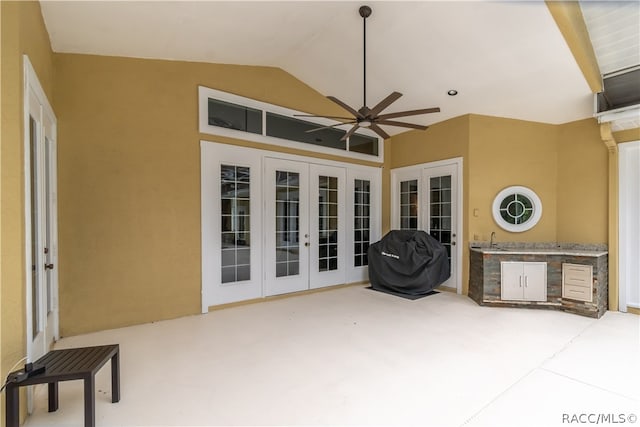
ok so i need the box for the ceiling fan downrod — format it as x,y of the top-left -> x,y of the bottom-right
293,4 -> 439,141
360,5 -> 372,110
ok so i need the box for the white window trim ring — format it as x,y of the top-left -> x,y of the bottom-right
492,185 -> 543,232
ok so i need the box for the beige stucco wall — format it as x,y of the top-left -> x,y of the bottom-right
1,0 -> 55,422
556,118 -> 609,243
53,53 -> 381,337
385,113 -> 608,296
467,114 -> 559,243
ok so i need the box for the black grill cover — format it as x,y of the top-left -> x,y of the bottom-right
368,230 -> 450,296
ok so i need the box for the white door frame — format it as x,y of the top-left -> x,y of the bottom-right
24,55 -> 60,354
24,55 -> 59,412
618,140 -> 640,312
390,157 -> 464,294
200,140 -> 382,311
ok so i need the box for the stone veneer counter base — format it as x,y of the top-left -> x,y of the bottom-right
469,242 -> 608,318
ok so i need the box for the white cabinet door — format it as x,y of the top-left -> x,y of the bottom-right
501,261 -> 547,302
523,263 -> 547,301
501,262 -> 524,300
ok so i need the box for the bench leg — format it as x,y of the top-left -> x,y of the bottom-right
5,382 -> 19,427
48,382 -> 59,412
84,376 -> 96,427
111,350 -> 120,403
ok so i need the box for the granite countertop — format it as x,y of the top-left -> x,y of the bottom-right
469,242 -> 608,257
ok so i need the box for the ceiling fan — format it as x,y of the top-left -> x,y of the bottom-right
296,5 -> 440,141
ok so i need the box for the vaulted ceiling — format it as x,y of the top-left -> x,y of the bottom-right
39,1 -> 638,136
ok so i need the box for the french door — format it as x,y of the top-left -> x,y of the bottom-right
24,56 -> 59,413
422,164 -> 458,289
25,56 -> 59,365
201,142 -> 380,311
391,158 -> 462,292
264,158 -> 346,296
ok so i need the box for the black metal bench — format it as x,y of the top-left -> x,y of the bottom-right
5,344 -> 120,427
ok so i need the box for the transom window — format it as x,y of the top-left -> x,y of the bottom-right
199,86 -> 381,160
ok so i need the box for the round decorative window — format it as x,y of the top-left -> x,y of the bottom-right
492,186 -> 542,232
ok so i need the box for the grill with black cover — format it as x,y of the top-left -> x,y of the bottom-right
368,230 -> 450,298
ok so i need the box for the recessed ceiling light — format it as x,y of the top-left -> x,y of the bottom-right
447,90 -> 458,96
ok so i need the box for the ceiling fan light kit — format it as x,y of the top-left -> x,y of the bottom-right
297,5 -> 440,141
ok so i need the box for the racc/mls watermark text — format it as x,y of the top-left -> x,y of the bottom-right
562,413 -> 637,424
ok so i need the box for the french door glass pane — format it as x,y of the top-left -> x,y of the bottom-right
275,171 -> 300,277
29,116 -> 40,338
220,165 -> 251,283
318,175 -> 338,271
354,179 -> 370,267
400,179 -> 418,230
429,175 -> 452,269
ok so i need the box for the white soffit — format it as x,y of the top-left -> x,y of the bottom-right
580,1 -> 640,76
40,1 -> 593,133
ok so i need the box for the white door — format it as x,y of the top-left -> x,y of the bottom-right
264,159 -> 346,296
200,143 -> 263,310
25,57 -> 59,365
422,163 -> 458,290
25,56 -> 59,414
309,164 -> 346,289
264,158 -> 310,296
391,159 -> 462,292
619,141 -> 640,312
202,142 -> 380,309
346,169 -> 381,283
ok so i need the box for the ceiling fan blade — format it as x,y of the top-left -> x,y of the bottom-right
369,123 -> 391,140
369,92 -> 403,117
305,121 -> 357,133
294,114 -> 355,120
328,96 -> 364,119
376,120 -> 428,130
376,107 -> 441,120
340,124 -> 361,141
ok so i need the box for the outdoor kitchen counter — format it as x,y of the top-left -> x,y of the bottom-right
468,242 -> 608,318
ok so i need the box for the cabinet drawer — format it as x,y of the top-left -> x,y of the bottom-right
563,284 -> 593,302
562,264 -> 592,287
564,275 -> 592,287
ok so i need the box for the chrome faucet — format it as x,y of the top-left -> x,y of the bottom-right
490,231 -> 497,248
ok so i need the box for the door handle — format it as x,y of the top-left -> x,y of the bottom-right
304,242 -> 310,247
44,263 -> 54,270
